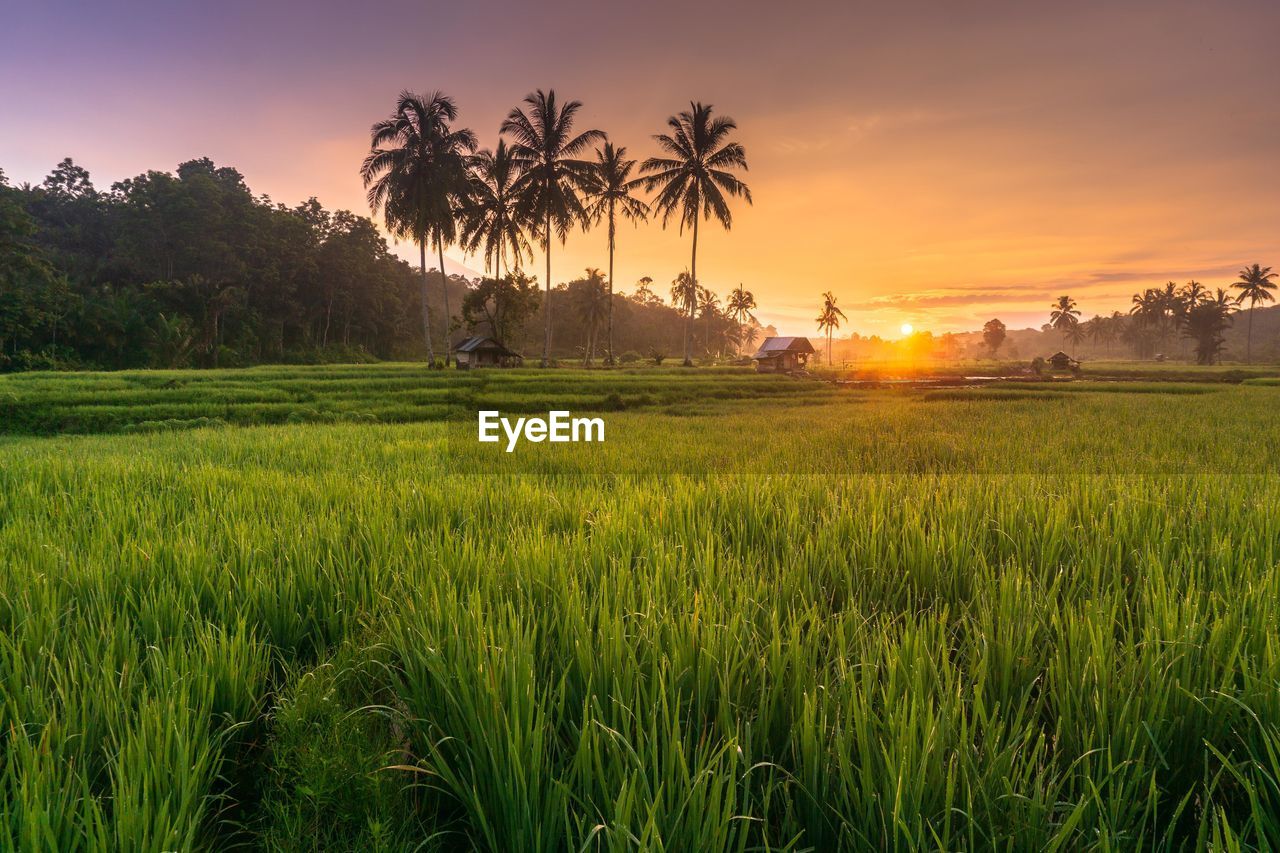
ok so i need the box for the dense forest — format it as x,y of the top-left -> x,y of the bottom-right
0,158 -> 756,371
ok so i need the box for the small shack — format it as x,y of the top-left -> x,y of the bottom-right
1047,351 -> 1078,371
751,336 -> 815,373
454,336 -> 522,369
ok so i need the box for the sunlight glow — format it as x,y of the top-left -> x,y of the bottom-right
900,323 -> 914,336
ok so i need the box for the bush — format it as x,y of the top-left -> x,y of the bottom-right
648,347 -> 667,366
619,350 -> 643,365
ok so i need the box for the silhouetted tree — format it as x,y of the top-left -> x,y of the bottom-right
640,102 -> 751,366
459,140 -> 531,278
362,91 -> 477,364
1049,295 -> 1081,354
582,143 -> 649,365
982,318 -> 1006,357
1232,264 -> 1277,364
726,285 -> 757,356
1183,288 -> 1237,364
502,90 -> 604,366
816,291 -> 846,366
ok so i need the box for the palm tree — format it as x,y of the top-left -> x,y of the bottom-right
1232,263 -> 1277,364
726,285 -> 757,356
697,287 -> 721,357
571,268 -> 610,364
582,143 -> 649,365
1065,322 -> 1086,357
1084,315 -> 1106,355
501,90 -> 604,366
670,272 -> 698,341
815,291 -> 846,366
640,102 -> 751,366
1184,288 -> 1238,364
362,91 -> 476,365
1049,295 -> 1081,352
458,139 -> 531,279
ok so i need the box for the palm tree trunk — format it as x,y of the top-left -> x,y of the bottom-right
542,211 -> 552,368
685,218 -> 698,367
606,204 -> 616,366
419,240 -> 435,363
438,231 -> 451,366
1246,298 -> 1255,364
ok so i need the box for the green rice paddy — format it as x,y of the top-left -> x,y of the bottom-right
1,365 -> 1278,850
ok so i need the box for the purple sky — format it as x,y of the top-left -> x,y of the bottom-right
3,0 -> 1277,336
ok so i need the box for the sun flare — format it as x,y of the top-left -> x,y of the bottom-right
900,323 -> 914,336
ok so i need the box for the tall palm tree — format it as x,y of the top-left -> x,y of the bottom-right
640,102 -> 751,366
582,143 -> 649,365
1049,295 -> 1081,351
362,91 -> 476,365
458,140 -> 531,279
726,285 -> 757,356
1232,263 -> 1277,364
501,90 -> 604,366
815,291 -> 846,366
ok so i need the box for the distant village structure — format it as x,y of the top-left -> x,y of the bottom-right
454,337 -> 523,369
752,337 -> 815,373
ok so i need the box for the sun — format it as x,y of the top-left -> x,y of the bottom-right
900,323 -> 914,336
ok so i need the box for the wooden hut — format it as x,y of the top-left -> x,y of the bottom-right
751,337 -> 815,373
454,336 -> 522,369
1047,351 -> 1078,371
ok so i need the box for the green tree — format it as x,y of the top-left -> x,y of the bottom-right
461,272 -> 540,346
640,102 -> 751,366
1231,264 -> 1277,364
0,177 -> 61,359
362,91 -> 477,365
582,143 -> 649,365
501,90 -> 604,366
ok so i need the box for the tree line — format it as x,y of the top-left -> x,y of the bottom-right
0,162 -> 766,373
1038,267 -> 1276,364
0,88 -> 765,372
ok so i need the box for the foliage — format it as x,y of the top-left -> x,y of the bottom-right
982,318 -> 1006,355
2,158 -> 433,370
459,273 -> 541,346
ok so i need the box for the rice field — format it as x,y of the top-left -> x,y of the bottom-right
1,366 -> 1279,850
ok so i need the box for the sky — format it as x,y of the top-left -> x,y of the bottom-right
2,0 -> 1277,337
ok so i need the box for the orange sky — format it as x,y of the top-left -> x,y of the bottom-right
3,0 -> 1276,336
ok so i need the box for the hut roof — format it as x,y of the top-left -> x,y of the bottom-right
751,336 -> 816,359
455,336 -> 521,357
